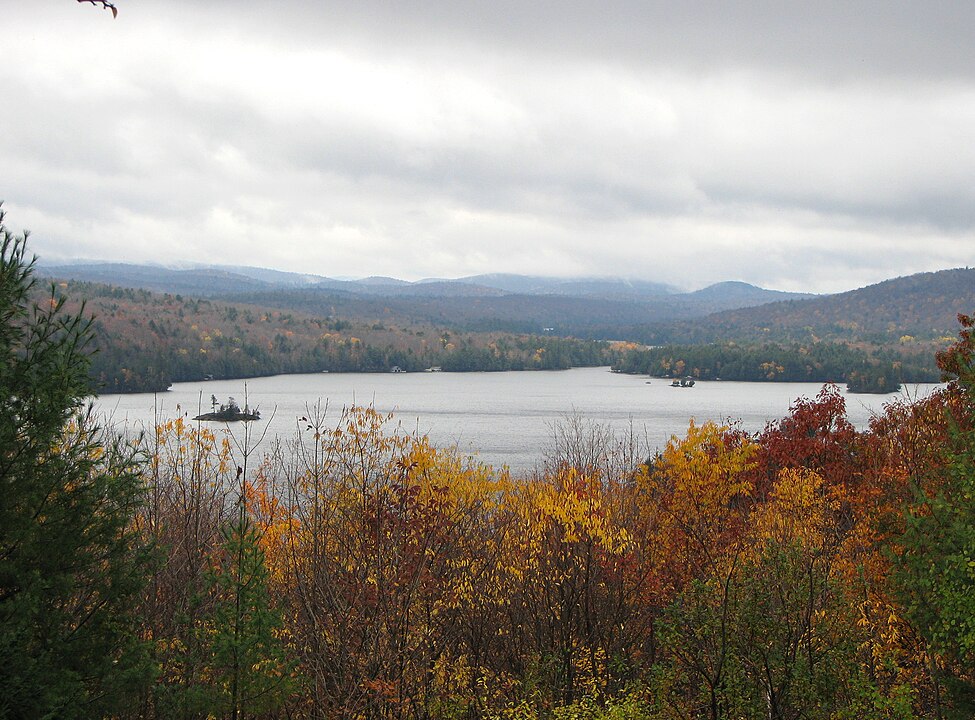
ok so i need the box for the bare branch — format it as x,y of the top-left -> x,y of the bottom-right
77,0 -> 117,18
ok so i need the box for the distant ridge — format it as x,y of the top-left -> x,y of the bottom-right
216,265 -> 329,286
355,276 -> 412,287
453,273 -> 679,299
640,267 -> 975,345
35,260 -> 971,351
34,259 -> 821,336
686,281 -> 815,305
38,260 -> 806,304
39,263 -> 274,296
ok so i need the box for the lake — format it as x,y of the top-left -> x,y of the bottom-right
95,367 -> 942,474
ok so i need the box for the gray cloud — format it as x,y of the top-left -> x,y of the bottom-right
2,1 -> 973,293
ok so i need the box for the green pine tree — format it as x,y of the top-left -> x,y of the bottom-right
196,497 -> 294,720
0,207 -> 154,718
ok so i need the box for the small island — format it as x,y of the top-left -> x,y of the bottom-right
194,396 -> 260,422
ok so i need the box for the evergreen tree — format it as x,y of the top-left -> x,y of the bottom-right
0,208 -> 153,718
196,495 -> 293,720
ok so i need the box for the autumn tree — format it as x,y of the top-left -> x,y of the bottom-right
639,420 -> 757,593
732,468 -> 853,718
747,384 -> 860,503
140,418 -> 239,719
261,404 -> 502,720
499,465 -> 635,709
638,421 -> 757,719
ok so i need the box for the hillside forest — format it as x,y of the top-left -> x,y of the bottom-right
44,270 -> 961,394
5,213 -> 975,720
48,281 -> 613,393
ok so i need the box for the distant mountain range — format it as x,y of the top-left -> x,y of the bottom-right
37,260 -> 812,314
37,261 -> 818,339
37,261 -> 973,348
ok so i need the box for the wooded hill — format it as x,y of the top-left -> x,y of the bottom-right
46,280 -> 615,394
42,261 -> 971,347
610,269 -> 975,391
40,262 -> 814,336
629,268 -> 975,347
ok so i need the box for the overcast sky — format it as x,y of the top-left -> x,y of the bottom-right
2,2 -> 973,292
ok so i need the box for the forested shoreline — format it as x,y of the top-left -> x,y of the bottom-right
47,281 -> 615,394
51,278 -> 947,396
612,341 -> 942,394
6,211 -> 975,718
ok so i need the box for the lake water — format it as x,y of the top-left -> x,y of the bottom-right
95,367 -> 942,474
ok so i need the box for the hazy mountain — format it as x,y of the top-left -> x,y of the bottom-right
354,275 -> 412,287
636,268 -> 975,345
39,261 -> 808,305
366,281 -> 505,297
39,263 -> 275,296
34,260 -> 824,337
220,283 -> 818,339
216,265 -> 330,286
685,281 -> 816,306
309,278 -> 505,298
453,273 -> 678,298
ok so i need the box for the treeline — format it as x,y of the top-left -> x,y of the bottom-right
612,340 -> 943,393
46,280 -> 615,393
439,335 -> 609,371
223,285 -> 679,336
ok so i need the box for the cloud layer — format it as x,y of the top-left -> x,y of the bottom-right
3,2 -> 973,292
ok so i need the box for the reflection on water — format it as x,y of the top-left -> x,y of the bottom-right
96,367 -> 942,474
